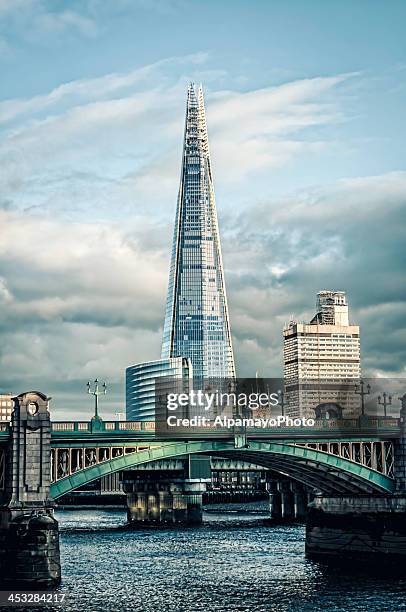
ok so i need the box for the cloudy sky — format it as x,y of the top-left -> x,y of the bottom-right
0,0 -> 405,419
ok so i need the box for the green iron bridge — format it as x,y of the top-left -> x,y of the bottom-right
1,391 -> 406,586
0,415 -> 399,500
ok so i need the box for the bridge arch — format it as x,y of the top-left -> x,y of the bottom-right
50,440 -> 395,499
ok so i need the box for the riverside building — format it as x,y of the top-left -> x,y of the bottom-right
283,291 -> 361,418
126,357 -> 192,422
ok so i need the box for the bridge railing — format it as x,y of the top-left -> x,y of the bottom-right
49,417 -> 401,435
307,418 -> 400,431
51,421 -> 157,433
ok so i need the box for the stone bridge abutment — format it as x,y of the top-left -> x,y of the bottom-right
0,392 -> 61,587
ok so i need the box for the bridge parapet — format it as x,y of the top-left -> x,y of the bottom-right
51,420 -> 156,433
48,416 -> 401,440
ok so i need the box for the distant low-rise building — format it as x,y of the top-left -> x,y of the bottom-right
283,291 -> 361,418
0,394 -> 14,422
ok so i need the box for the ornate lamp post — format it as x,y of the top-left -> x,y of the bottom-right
399,394 -> 406,430
355,380 -> 371,416
87,379 -> 107,420
378,392 -> 392,418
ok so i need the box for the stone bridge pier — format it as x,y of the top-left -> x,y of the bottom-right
306,395 -> 406,559
267,478 -> 309,521
122,455 -> 210,525
0,392 -> 61,587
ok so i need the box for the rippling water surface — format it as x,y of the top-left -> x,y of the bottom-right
21,507 -> 406,611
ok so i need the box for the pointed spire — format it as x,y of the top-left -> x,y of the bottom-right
197,84 -> 210,159
182,83 -> 210,164
161,84 -> 235,380
187,82 -> 197,107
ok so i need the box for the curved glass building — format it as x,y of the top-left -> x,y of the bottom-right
126,357 -> 192,421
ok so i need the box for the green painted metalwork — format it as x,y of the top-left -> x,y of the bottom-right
50,439 -> 395,499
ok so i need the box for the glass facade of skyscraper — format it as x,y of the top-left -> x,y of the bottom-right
126,84 -> 235,420
126,357 -> 192,421
161,84 -> 235,381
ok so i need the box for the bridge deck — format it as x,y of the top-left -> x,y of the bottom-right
0,417 -> 400,443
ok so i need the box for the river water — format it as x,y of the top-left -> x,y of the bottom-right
17,506 -> 406,611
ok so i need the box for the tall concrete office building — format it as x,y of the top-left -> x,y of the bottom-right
283,291 -> 361,417
161,83 -> 235,381
126,84 -> 235,419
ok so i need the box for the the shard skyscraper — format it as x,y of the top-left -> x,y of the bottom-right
126,84 -> 235,420
161,83 -> 235,380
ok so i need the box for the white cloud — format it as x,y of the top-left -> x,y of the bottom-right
222,171 -> 406,378
0,209 -> 168,416
0,0 -> 35,15
0,58 -> 356,218
0,171 -> 404,417
0,35 -> 12,58
1,55 -> 403,414
0,277 -> 12,303
205,75 -> 356,181
36,9 -> 97,37
0,52 -> 208,123
0,0 -> 99,59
